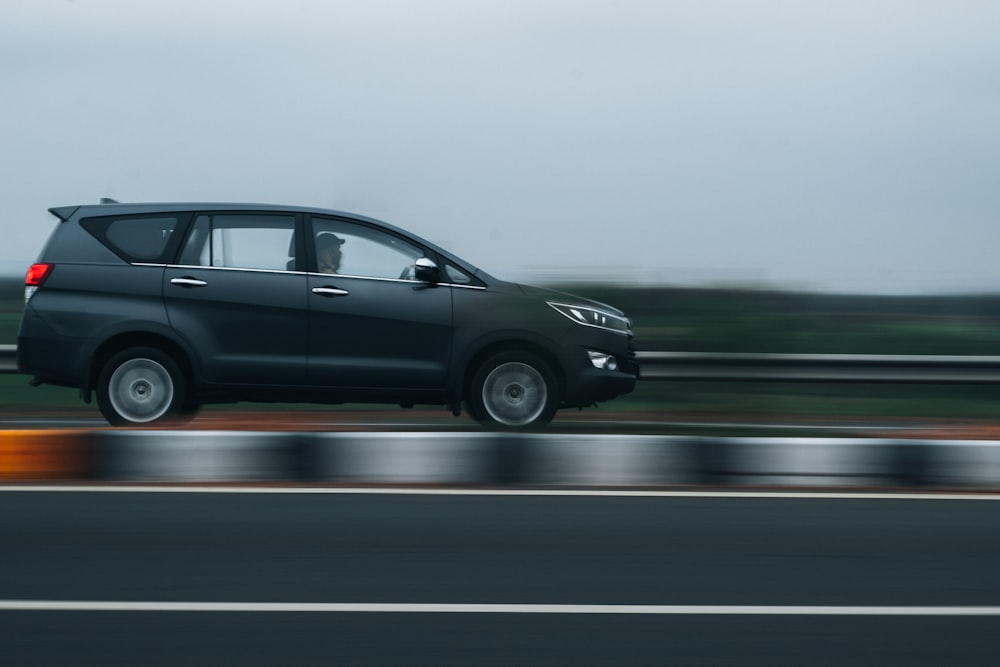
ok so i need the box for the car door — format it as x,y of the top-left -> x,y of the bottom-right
164,212 -> 308,385
306,215 -> 452,389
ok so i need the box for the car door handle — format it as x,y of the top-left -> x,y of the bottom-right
170,277 -> 208,287
312,286 -> 350,297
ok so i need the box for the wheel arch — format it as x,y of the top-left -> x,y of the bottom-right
460,339 -> 566,406
85,332 -> 196,404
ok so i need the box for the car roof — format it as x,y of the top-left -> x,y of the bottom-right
53,201 -> 381,220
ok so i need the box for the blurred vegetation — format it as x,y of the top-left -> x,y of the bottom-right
5,276 -> 1000,426
564,283 -> 1000,355
0,277 -> 22,345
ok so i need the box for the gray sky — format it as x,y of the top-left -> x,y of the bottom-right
2,0 -> 998,293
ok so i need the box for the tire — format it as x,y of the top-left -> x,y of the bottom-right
468,351 -> 558,429
96,347 -> 186,426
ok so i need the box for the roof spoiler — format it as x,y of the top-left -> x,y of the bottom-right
48,206 -> 79,222
48,198 -> 119,222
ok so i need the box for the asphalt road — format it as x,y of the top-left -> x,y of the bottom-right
1,489 -> 998,666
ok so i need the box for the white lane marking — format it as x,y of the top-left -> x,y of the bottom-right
0,486 -> 998,500
1,601 -> 999,615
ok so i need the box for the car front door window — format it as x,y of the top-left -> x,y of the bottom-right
311,218 -> 422,280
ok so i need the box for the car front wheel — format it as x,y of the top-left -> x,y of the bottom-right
96,347 -> 186,426
469,352 -> 558,429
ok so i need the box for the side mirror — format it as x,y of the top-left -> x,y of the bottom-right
414,257 -> 441,284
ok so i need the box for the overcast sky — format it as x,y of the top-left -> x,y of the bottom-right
2,0 -> 998,293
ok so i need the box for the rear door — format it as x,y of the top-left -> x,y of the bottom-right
305,215 -> 452,389
164,213 -> 308,385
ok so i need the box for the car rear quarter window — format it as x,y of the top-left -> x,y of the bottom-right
81,215 -> 183,263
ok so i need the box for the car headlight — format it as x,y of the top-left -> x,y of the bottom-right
547,301 -> 631,335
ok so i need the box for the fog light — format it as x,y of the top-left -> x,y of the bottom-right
588,351 -> 618,371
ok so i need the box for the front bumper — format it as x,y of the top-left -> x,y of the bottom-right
562,365 -> 638,408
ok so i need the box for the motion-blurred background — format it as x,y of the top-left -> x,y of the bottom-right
6,276 -> 1000,430
3,0 -> 1000,431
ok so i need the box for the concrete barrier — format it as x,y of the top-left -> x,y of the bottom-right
2,430 -> 1000,489
0,430 -> 96,480
520,434 -> 690,486
98,430 -> 293,482
309,432 -> 498,484
719,438 -> 897,487
915,440 -> 1000,487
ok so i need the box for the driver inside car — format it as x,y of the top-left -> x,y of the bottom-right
316,233 -> 345,274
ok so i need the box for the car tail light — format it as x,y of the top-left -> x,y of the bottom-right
24,263 -> 53,303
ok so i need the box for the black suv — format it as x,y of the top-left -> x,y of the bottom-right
18,201 -> 637,427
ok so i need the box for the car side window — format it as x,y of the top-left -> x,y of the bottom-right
179,214 -> 296,271
81,215 -> 181,263
444,263 -> 474,285
311,217 -> 423,280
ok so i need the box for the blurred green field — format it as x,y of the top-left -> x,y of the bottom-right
4,275 -> 1000,424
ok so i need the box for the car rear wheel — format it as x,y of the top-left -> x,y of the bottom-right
96,347 -> 186,426
469,352 -> 557,429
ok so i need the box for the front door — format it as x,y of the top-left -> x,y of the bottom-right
305,216 -> 452,389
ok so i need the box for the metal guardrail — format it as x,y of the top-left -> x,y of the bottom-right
0,345 -> 14,373
637,351 -> 1000,383
4,346 -> 1000,383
